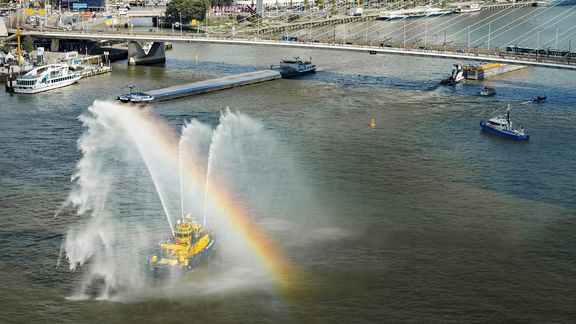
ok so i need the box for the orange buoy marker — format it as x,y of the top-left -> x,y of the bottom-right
369,118 -> 376,128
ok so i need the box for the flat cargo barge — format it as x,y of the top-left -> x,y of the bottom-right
464,63 -> 527,80
117,69 -> 282,103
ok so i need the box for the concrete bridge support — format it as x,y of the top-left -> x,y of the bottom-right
257,0 -> 264,18
50,38 -> 60,52
127,41 -> 166,65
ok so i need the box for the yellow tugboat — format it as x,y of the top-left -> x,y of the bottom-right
148,215 -> 215,275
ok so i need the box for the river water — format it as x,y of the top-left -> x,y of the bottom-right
1,8 -> 576,323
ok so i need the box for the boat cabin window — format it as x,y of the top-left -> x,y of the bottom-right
488,121 -> 505,126
17,80 -> 36,86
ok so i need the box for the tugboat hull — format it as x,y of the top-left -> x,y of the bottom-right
279,68 -> 316,78
147,238 -> 215,276
147,216 -> 216,276
271,57 -> 317,78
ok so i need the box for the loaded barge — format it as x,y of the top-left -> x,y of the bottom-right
118,70 -> 281,103
463,63 -> 527,80
117,57 -> 316,104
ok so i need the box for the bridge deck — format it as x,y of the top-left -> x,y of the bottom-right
14,30 -> 576,71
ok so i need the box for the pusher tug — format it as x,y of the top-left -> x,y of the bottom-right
147,215 -> 215,275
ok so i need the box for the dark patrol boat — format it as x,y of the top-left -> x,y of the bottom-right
271,57 -> 317,77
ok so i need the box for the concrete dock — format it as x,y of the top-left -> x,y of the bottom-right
120,69 -> 282,103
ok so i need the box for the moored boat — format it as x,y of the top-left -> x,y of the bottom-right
531,96 -> 547,103
12,64 -> 81,94
378,10 -> 407,20
454,2 -> 482,13
479,86 -> 496,96
271,57 -> 316,77
480,107 -> 529,141
147,215 -> 215,275
378,6 -> 453,20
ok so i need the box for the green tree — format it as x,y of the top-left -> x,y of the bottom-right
2,41 -> 12,54
317,0 -> 324,9
22,35 -> 34,54
304,0 -> 310,9
209,0 -> 232,6
331,0 -> 337,14
166,0 -> 210,23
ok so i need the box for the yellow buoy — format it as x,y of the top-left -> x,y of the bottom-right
369,118 -> 376,128
195,55 -> 199,62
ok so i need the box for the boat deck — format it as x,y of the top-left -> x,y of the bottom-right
134,70 -> 282,102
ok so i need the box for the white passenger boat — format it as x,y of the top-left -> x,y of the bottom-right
454,3 -> 482,13
378,10 -> 407,20
378,6 -> 452,20
13,64 -> 81,94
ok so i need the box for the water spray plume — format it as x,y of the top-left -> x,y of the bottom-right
178,138 -> 185,222
64,101 -> 301,299
203,124 -> 220,226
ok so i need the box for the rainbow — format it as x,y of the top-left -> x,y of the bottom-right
106,102 -> 296,289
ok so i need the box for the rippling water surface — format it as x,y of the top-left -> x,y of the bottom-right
2,10 -> 576,322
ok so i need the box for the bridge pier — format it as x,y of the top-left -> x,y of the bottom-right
50,38 -> 59,52
127,41 -> 166,65
257,0 -> 265,18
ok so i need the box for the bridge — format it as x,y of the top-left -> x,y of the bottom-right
4,1 -> 576,70
15,29 -> 576,70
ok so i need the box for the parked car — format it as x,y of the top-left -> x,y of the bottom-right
281,35 -> 299,41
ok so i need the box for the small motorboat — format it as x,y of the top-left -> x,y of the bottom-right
480,105 -> 529,141
479,86 -> 496,96
440,64 -> 465,85
531,96 -> 547,103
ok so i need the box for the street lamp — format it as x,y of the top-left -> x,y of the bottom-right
403,19 -> 406,49
179,12 -> 182,35
487,22 -> 491,51
555,27 -> 559,49
467,25 -> 471,54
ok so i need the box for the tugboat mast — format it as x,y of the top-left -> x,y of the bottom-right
506,104 -> 511,130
